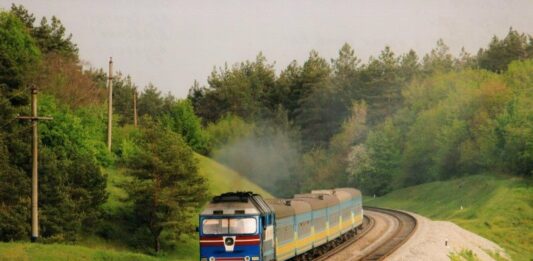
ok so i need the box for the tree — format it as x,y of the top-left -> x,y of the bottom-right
160,99 -> 211,154
138,83 -> 164,118
422,39 -> 454,74
112,74 -> 137,125
124,120 -> 208,252
11,4 -> 78,57
359,46 -> 403,125
332,43 -> 360,82
477,28 -> 533,73
190,53 -> 277,123
0,11 -> 41,93
292,50 -> 333,149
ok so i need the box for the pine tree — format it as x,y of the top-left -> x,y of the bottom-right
124,119 -> 208,252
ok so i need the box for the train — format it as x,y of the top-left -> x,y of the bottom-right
198,188 -> 363,261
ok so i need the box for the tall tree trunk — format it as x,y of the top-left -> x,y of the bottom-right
154,236 -> 160,252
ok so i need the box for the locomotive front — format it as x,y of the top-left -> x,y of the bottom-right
199,192 -> 274,261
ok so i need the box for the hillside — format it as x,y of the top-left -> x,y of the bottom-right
365,174 -> 533,260
195,153 -> 273,197
0,154 -> 272,261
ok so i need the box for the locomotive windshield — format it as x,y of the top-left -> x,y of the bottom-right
202,217 -> 257,235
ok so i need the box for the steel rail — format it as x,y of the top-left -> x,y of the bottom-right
359,207 -> 418,261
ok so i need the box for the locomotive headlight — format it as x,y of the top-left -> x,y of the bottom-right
244,256 -> 250,261
252,257 -> 260,261
209,257 -> 215,261
224,237 -> 234,246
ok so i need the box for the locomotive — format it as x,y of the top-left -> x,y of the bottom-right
198,188 -> 363,261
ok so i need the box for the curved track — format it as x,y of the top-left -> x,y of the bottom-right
314,207 -> 417,261
359,207 -> 418,260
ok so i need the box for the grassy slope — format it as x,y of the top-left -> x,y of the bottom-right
365,174 -> 532,261
0,153 -> 272,260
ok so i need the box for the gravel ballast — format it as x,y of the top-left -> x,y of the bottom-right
387,212 -> 509,261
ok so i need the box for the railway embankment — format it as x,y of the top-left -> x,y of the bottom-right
387,212 -> 507,261
366,174 -> 532,260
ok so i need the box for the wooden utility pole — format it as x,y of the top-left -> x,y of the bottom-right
16,86 -> 52,242
133,87 -> 138,128
107,57 -> 113,151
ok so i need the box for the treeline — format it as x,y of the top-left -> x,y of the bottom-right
0,5 -> 209,253
1,3 -> 532,253
189,29 -> 533,196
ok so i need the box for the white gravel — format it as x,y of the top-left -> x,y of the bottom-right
387,212 -> 509,261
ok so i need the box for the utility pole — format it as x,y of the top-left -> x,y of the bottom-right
133,87 -> 138,128
107,57 -> 113,151
16,85 -> 52,242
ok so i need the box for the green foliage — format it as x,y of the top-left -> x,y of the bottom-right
123,120 -> 208,252
159,99 -> 210,154
0,135 -> 31,241
190,53 -> 276,123
301,102 -> 368,192
0,95 -> 108,242
111,74 -> 137,125
478,28 -> 533,73
138,84 -> 164,119
448,249 -> 480,261
10,4 -> 78,57
136,85 -> 211,153
0,11 -> 41,92
422,39 -> 455,73
206,114 -> 255,149
0,242 -> 160,261
348,118 -> 402,195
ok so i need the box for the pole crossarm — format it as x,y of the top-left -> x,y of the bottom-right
16,116 -> 53,121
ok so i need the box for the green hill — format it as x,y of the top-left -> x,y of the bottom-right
195,153 -> 273,198
366,174 -> 532,261
0,154 -> 273,261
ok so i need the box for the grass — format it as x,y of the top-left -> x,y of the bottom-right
0,242 -> 158,261
0,153 -> 272,260
448,249 -> 480,261
366,174 -> 533,261
195,153 -> 273,198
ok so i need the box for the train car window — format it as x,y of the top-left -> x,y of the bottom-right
329,212 -> 339,226
313,216 -> 326,232
276,224 -> 294,243
229,218 -> 257,234
202,219 -> 229,234
298,220 -> 311,237
342,209 -> 351,222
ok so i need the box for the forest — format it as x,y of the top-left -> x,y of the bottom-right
1,4 -> 532,255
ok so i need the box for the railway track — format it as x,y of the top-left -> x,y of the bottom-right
359,207 -> 418,260
314,207 -> 417,261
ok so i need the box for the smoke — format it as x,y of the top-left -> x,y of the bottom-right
213,125 -> 301,197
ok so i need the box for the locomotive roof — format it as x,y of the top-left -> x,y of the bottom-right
201,201 -> 260,215
201,191 -> 273,216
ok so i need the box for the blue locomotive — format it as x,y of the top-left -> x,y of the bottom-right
198,188 -> 363,261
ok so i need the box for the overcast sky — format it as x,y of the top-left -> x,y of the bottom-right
2,0 -> 532,97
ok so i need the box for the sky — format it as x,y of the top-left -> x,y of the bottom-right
1,0 -> 532,97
